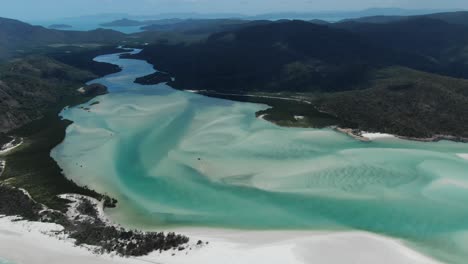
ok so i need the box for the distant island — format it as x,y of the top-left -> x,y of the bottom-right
100,18 -> 145,27
48,24 -> 73,29
100,18 -> 186,28
140,19 -> 258,34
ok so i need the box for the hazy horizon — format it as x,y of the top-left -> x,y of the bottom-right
2,0 -> 468,21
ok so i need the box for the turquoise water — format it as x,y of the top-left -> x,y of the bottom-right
52,50 -> 468,263
0,258 -> 13,264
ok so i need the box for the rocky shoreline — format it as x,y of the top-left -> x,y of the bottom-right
334,127 -> 371,142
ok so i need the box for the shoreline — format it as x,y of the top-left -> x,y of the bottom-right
335,126 -> 468,143
334,127 -> 371,142
178,89 -> 468,144
0,138 -> 23,155
334,127 -> 397,142
397,134 -> 468,143
0,47 -> 136,212
0,183 -> 190,259
0,215 -> 442,264
1,48 -> 189,260
194,90 -> 313,104
0,138 -> 23,178
0,215 -> 141,264
152,228 -> 441,264
217,91 -> 457,144
0,160 -> 5,178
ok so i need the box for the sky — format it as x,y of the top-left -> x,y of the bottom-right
2,0 -> 468,21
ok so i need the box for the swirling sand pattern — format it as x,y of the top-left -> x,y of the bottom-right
52,50 -> 468,263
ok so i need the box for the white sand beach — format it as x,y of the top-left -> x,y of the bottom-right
0,216 -> 440,264
0,216 -> 134,264
257,113 -> 268,120
0,160 -> 5,177
0,138 -> 23,155
149,229 -> 440,264
361,132 -> 396,140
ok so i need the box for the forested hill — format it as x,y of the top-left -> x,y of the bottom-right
0,56 -> 97,132
0,17 -> 125,60
132,20 -> 435,93
130,17 -> 468,139
0,16 -> 127,132
340,11 -> 468,26
334,17 -> 468,78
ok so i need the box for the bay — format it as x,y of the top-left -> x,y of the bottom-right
52,50 -> 468,263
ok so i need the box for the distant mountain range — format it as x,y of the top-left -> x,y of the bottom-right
247,8 -> 460,20
0,17 -> 125,59
31,7 -> 461,32
100,18 -> 184,27
341,10 -> 468,26
64,7 -> 463,23
96,8 -> 468,37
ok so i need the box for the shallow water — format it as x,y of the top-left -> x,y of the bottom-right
52,50 -> 468,263
0,258 -> 13,264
